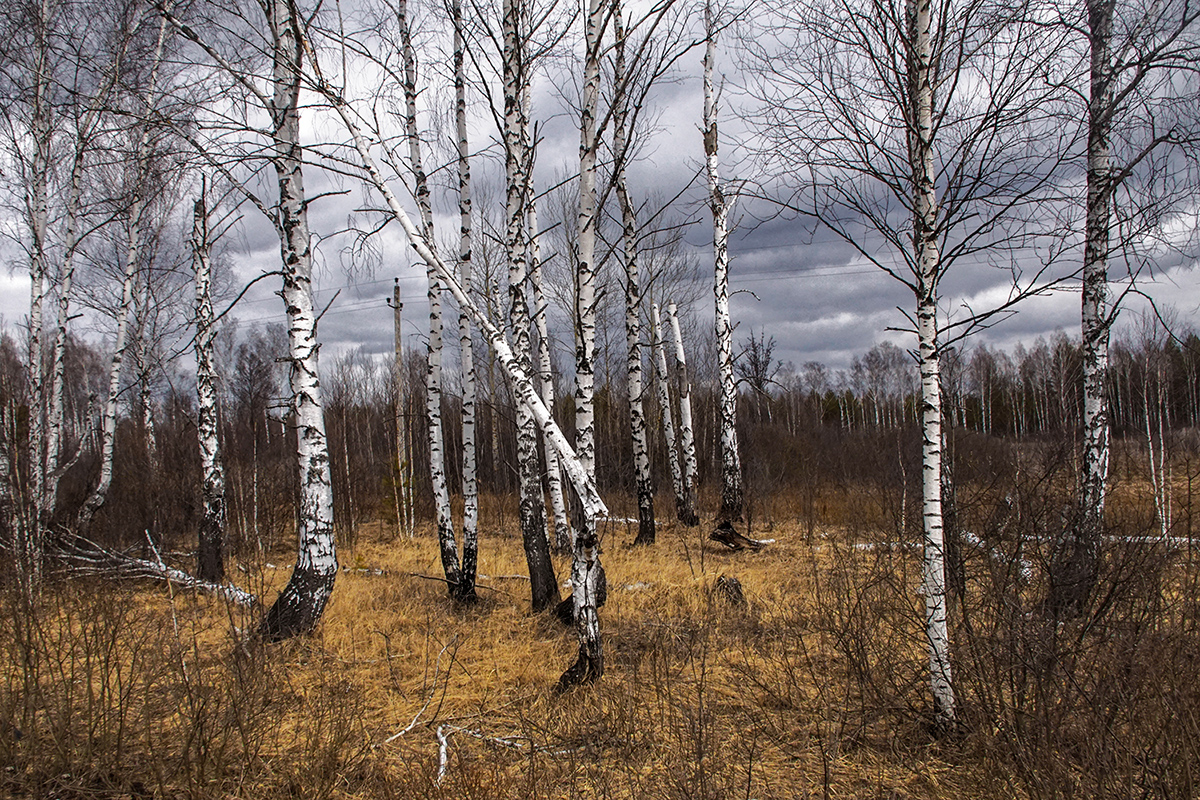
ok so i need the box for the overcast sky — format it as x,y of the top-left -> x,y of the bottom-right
2,3 -> 1196,380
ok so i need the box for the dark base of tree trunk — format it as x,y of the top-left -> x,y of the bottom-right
451,579 -> 478,605
633,502 -> 656,545
554,597 -> 574,626
1047,542 -> 1098,618
197,526 -> 224,584
260,567 -> 336,641
521,494 -> 559,613
556,641 -> 603,692
717,497 -> 743,524
676,501 -> 699,527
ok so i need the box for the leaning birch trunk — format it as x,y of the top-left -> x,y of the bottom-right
613,11 -> 655,545
453,0 -> 479,599
193,193 -> 227,583
559,0 -> 606,688
260,0 -> 337,639
398,0 -> 465,599
1059,0 -> 1115,613
704,1 -> 742,523
530,221 -> 570,552
908,0 -> 955,727
503,0 -> 557,611
652,303 -> 685,521
667,302 -> 699,525
313,58 -> 607,520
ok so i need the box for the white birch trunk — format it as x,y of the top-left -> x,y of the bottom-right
530,203 -> 570,553
504,0 -> 557,611
78,13 -> 172,533
704,2 -> 742,523
260,0 -> 337,639
908,0 -> 955,726
20,1 -> 52,588
613,10 -> 655,545
523,75 -> 569,554
42,153 -> 86,543
77,194 -> 144,533
560,0 -> 605,688
193,193 -> 227,583
1068,0 -> 1115,609
667,301 -> 699,525
453,0 -> 478,598
652,303 -> 685,521
398,0 -> 464,598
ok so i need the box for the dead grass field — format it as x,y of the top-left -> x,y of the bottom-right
4,497 -> 1198,799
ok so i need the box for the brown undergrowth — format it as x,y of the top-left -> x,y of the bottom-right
3,493 -> 1199,798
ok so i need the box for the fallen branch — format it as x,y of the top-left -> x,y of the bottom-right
53,532 -> 256,606
434,724 -> 583,786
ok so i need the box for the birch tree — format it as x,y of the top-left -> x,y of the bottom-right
257,0 -> 338,638
1056,0 -> 1199,612
651,302 -> 685,521
667,300 -> 699,525
0,0 -> 131,587
612,7 -> 655,545
743,0 -> 1074,727
192,189 -> 226,582
395,0 -> 472,602
560,0 -> 608,687
79,11 -> 175,533
530,209 -> 571,552
704,0 -> 742,524
503,0 -> 557,611
453,0 -> 479,598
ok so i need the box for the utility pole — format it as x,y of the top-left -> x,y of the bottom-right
390,278 -> 414,537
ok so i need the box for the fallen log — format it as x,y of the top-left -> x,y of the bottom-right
709,521 -> 774,551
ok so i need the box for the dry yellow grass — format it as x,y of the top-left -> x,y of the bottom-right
0,508 -> 1054,799
154,512 -> 997,798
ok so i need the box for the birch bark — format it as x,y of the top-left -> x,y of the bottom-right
260,0 -> 337,639
504,0 -> 557,610
613,10 -> 655,545
19,0 -> 53,590
560,0 -> 606,687
453,0 -> 479,598
397,0 -> 465,599
704,1 -> 742,523
193,193 -> 227,583
667,301 -> 699,525
908,0 -> 955,726
530,203 -> 570,552
1065,0 -> 1115,611
651,303 -> 684,522
43,152 -> 86,543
